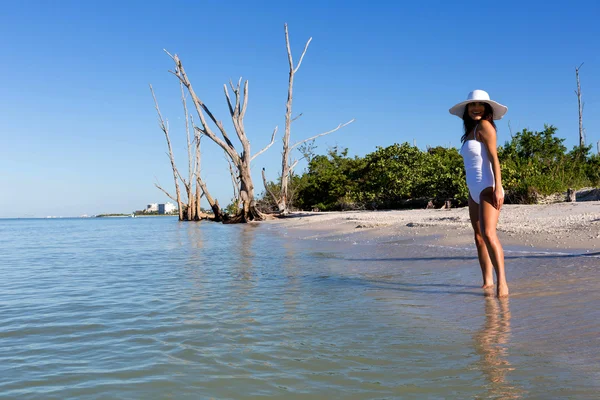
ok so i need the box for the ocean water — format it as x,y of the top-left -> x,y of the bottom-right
0,217 -> 598,399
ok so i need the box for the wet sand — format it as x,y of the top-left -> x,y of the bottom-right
267,201 -> 600,252
261,202 -> 600,397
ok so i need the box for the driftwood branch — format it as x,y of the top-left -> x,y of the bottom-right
164,49 -> 240,165
205,103 -> 236,150
285,23 -> 312,74
262,168 -> 279,206
230,79 -> 242,117
290,119 -> 355,150
225,80 -> 251,157
196,176 -> 223,222
223,83 -> 245,143
174,163 -> 187,190
224,83 -> 235,117
251,126 -> 278,162
240,80 -> 249,120
289,159 -> 299,174
227,155 -> 240,203
154,183 -> 178,203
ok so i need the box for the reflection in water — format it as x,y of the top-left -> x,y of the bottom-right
185,222 -> 205,296
238,225 -> 256,281
186,221 -> 205,251
229,226 -> 257,324
282,240 -> 302,322
474,298 -> 523,399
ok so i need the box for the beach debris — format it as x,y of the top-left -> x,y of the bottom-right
440,199 -> 452,209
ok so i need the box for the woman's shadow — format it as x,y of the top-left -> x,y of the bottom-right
473,297 -> 524,399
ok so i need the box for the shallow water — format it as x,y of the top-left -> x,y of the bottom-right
0,218 -> 598,399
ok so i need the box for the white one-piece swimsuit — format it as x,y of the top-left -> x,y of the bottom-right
460,125 -> 496,204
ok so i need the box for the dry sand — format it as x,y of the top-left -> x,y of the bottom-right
267,201 -> 600,252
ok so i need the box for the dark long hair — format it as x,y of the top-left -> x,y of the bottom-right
461,103 -> 496,143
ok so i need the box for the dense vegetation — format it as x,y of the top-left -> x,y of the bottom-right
258,125 -> 600,211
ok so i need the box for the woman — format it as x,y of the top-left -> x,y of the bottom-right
450,90 -> 509,297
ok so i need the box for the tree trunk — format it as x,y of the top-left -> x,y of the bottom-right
277,24 -> 311,215
150,85 -> 184,221
194,117 -> 204,220
180,81 -> 195,221
229,150 -> 264,222
575,63 -> 585,148
194,154 -> 203,220
197,177 -> 222,222
187,186 -> 195,221
195,182 -> 203,220
267,24 -> 353,215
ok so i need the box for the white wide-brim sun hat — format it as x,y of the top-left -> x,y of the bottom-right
449,89 -> 508,120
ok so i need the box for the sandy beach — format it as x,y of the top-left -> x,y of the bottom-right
268,201 -> 600,252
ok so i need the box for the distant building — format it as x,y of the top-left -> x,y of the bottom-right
158,202 -> 177,214
145,203 -> 159,213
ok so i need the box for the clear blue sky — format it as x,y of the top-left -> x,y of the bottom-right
1,0 -> 598,217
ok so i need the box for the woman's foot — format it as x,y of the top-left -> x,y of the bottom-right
482,273 -> 494,289
497,283 -> 509,298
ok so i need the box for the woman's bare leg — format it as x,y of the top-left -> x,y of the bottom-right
468,195 -> 495,288
479,188 -> 509,297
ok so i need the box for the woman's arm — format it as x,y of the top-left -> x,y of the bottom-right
479,120 -> 504,209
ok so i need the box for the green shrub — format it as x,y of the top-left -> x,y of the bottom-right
262,124 -> 599,210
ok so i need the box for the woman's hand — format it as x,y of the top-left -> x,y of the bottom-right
479,120 -> 504,211
493,185 -> 504,210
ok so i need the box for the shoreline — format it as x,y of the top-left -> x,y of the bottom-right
266,201 -> 600,253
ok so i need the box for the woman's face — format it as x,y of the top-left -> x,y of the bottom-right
467,102 -> 486,120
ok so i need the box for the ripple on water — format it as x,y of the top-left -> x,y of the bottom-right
0,218 -> 598,398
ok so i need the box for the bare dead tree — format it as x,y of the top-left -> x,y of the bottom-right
575,62 -> 585,148
188,115 -> 223,221
262,167 -> 279,208
266,23 -> 354,215
196,175 -> 222,221
186,97 -> 216,220
165,51 -> 276,223
150,84 -> 184,220
151,84 -> 215,221
227,156 -> 241,211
